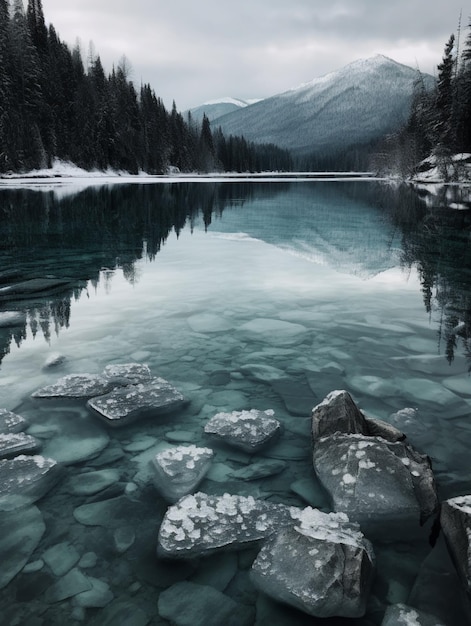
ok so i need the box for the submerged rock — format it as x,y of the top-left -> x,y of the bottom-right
42,541 -> 81,576
150,445 -> 214,502
228,458 -> 287,481
157,492 -> 297,559
313,433 -> 438,532
381,603 -> 447,625
158,581 -> 254,626
0,432 -> 40,458
32,374 -> 118,399
88,377 -> 187,427
0,455 -> 62,511
239,318 -> 308,346
204,409 -> 281,452
251,507 -> 375,619
0,408 -> 28,433
441,495 -> 471,603
66,469 -> 121,496
44,567 -> 92,603
0,505 -> 46,589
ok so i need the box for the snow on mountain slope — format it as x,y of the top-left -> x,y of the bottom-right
212,55 -> 434,156
187,98 -> 262,124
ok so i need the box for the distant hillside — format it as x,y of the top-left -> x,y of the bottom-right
187,98 -> 262,124
210,55 -> 435,158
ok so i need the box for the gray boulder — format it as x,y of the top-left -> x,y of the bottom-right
32,373 -> 118,399
0,408 -> 28,433
251,507 -> 375,618
441,495 -> 471,601
313,433 -> 438,531
312,390 -> 405,442
204,409 -> 281,452
0,454 -> 62,511
157,491 -> 297,558
0,432 -> 40,458
381,603 -> 447,625
102,363 -> 152,384
88,377 -> 187,426
150,445 -> 214,502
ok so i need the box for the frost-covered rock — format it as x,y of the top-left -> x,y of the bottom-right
32,374 -> 118,399
440,495 -> 471,600
313,433 -> 438,531
312,390 -> 405,442
204,409 -> 281,452
157,492 -> 297,558
0,408 -> 28,433
0,432 -> 40,458
381,603 -> 447,626
88,377 -> 187,426
251,508 -> 375,618
102,363 -> 152,385
0,454 -> 62,511
150,445 -> 214,502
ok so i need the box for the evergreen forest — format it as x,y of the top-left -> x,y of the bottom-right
0,0 -> 292,174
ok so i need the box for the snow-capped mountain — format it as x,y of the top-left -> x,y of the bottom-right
210,55 -> 434,156
187,97 -> 262,124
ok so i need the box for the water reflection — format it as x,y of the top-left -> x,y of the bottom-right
1,181 -> 471,368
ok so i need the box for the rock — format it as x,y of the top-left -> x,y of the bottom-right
251,508 -> 375,619
440,495 -> 471,602
42,542 -> 80,576
124,436 -> 157,452
0,506 -> 46,589
102,362 -> 152,384
239,318 -> 308,346
86,601 -> 150,626
88,377 -> 187,426
72,575 -> 113,608
158,581 -> 254,626
113,527 -> 135,553
290,478 -> 329,508
23,559 -> 45,574
0,455 -> 62,511
228,459 -> 287,481
0,432 -> 40,458
44,568 -> 92,603
73,496 -> 132,528
157,492 -> 298,559
150,445 -> 214,502
42,352 -> 66,369
271,377 -> 318,416
312,390 -> 405,442
32,374 -> 118,399
42,420 -> 109,465
204,409 -> 281,453
66,469 -> 121,496
165,430 -> 195,443
0,408 -> 28,433
78,552 -> 97,569
381,603 -> 447,625
0,310 -> 26,327
313,433 -> 438,532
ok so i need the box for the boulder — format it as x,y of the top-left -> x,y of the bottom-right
157,492 -> 297,559
0,455 -> 62,511
204,409 -> 281,452
313,433 -> 438,532
381,603 -> 447,625
0,408 -> 28,433
311,390 -> 405,442
102,363 -> 152,385
0,432 -> 40,458
150,445 -> 214,502
251,507 -> 375,618
441,495 -> 471,601
88,377 -> 187,426
32,374 -> 118,399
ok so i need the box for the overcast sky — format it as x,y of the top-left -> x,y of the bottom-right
41,0 -> 466,111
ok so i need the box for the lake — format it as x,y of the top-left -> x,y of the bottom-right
0,179 -> 470,624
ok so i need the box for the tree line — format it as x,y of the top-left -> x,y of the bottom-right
0,0 -> 292,174
372,16 -> 471,178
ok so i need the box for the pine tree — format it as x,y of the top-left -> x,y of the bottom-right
435,34 -> 456,151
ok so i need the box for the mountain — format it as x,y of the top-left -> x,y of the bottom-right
187,97 -> 262,124
209,55 -> 434,158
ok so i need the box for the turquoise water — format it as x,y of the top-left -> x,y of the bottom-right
0,181 -> 470,624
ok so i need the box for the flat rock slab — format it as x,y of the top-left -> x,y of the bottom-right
43,541 -> 81,576
0,409 -> 28,433
73,496 -> 134,528
228,459 -> 287,481
158,491 -> 298,559
271,377 -> 318,416
204,409 -> 281,452
239,318 -> 308,346
0,505 -> 46,589
32,374 -> 118,399
0,432 -> 39,458
0,455 -> 62,511
150,445 -> 214,502
251,508 -> 375,619
102,363 -> 152,385
381,603 -> 447,626
88,377 -> 187,427
66,469 -> 121,496
42,420 -> 109,465
72,575 -> 113,608
45,567 -> 92,603
158,581 -> 254,626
